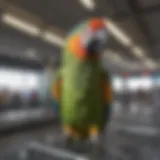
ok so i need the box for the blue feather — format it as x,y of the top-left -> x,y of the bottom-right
52,100 -> 60,114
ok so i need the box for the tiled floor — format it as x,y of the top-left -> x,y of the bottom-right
0,123 -> 60,153
106,124 -> 160,160
1,109 -> 160,160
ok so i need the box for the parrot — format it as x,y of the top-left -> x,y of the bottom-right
51,18 -> 113,150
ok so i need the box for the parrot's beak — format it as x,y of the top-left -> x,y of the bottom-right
87,29 -> 107,55
87,39 -> 100,54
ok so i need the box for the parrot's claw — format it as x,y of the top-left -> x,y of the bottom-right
89,135 -> 99,146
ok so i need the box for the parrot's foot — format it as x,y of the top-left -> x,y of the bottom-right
88,126 -> 100,147
89,134 -> 99,145
87,135 -> 105,157
61,126 -> 82,149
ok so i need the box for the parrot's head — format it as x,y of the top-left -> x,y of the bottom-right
67,18 -> 107,60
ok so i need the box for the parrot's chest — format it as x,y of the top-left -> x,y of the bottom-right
61,64 -> 103,125
63,65 -> 102,103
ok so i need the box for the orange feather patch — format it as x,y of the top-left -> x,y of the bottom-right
68,34 -> 86,59
89,19 -> 105,31
52,79 -> 62,100
102,81 -> 113,103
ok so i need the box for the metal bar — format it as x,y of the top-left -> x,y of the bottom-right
28,141 -> 90,160
128,0 -> 155,45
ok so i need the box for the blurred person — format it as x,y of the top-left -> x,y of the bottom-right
21,90 -> 30,107
51,18 -> 113,154
123,90 -> 131,109
29,89 -> 40,107
137,89 -> 149,106
0,88 -> 10,111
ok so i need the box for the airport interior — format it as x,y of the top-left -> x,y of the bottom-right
1,0 -> 160,159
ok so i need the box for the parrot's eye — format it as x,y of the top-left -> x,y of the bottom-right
94,29 -> 107,43
86,29 -> 107,54
81,27 -> 107,54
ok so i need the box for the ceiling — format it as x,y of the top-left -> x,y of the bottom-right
0,24 -> 61,65
0,0 -> 160,73
0,54 -> 43,71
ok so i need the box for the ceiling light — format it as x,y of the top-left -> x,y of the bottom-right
25,48 -> 38,59
112,54 -> 122,62
104,19 -> 149,60
129,62 -> 144,71
2,13 -> 40,36
131,46 -> 145,58
105,19 -> 132,47
104,50 -> 123,63
79,0 -> 95,10
43,30 -> 64,47
145,59 -> 157,69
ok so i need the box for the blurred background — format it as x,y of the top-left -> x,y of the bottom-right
0,0 -> 160,159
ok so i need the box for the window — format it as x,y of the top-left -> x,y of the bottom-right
0,67 -> 39,91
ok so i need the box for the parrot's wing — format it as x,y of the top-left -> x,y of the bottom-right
101,70 -> 113,123
50,69 -> 62,114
